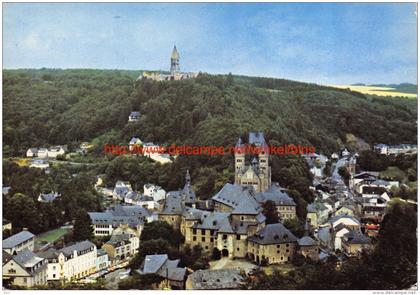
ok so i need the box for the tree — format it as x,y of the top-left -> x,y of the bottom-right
140,221 -> 184,247
72,209 -> 93,241
262,200 -> 280,224
118,273 -> 163,290
211,248 -> 221,260
283,218 -> 305,238
338,166 -> 351,185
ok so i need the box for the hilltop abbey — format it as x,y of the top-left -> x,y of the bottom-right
139,46 -> 198,81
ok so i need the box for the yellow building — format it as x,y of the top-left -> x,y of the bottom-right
247,223 -> 298,265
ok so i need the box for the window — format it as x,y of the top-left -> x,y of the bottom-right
237,248 -> 240,251
277,245 -> 280,248
53,266 -> 56,270
241,216 -> 244,221
277,250 -> 280,254
8,268 -> 16,274
193,229 -> 197,234
210,238 -> 214,243
202,237 -> 205,242
201,229 -> 205,235
193,237 -> 196,241
53,274 -> 56,278
286,249 -> 289,253
236,235 -> 241,240
222,234 -> 227,240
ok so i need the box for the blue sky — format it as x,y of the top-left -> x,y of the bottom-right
3,3 -> 417,84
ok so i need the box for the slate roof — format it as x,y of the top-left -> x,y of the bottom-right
106,234 -> 133,247
189,269 -> 244,290
139,254 -> 186,282
182,183 -> 196,204
142,254 -> 168,273
329,214 -> 360,226
3,231 -> 35,249
89,205 -> 150,227
193,212 -> 234,233
362,186 -> 387,195
212,183 -> 261,215
248,223 -> 298,245
307,202 -> 328,213
255,188 -> 296,207
183,207 -> 204,220
343,230 -> 372,245
3,250 -> 13,264
130,111 -> 140,117
13,250 -> 46,275
60,240 -> 95,258
160,191 -> 184,215
298,236 -> 317,247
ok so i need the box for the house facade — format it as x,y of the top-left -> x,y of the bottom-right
39,240 -> 97,282
3,250 -> 48,287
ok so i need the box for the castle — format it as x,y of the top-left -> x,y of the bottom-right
234,132 -> 272,193
139,46 -> 198,81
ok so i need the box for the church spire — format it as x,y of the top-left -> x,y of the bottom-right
170,45 -> 180,77
185,169 -> 191,186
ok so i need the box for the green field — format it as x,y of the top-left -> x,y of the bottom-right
36,227 -> 70,243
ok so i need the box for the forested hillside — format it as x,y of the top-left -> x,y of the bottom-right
3,69 -> 417,157
2,69 -> 417,233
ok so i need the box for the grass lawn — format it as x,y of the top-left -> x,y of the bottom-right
379,166 -> 406,182
36,228 -> 70,243
263,264 -> 295,275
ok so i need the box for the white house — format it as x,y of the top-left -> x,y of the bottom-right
124,192 -> 160,211
128,111 -> 140,122
37,148 -> 49,158
143,184 -> 166,201
129,137 -> 143,151
47,146 -> 66,158
39,240 -> 97,282
26,148 -> 38,158
38,192 -> 61,203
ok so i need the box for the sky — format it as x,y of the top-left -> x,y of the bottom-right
3,3 -> 418,85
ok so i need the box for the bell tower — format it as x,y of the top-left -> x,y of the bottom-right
170,45 -> 180,78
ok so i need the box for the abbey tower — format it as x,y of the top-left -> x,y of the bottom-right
234,132 -> 271,193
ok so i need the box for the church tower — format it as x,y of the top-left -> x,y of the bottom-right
234,132 -> 272,192
170,45 -> 180,78
234,137 -> 245,184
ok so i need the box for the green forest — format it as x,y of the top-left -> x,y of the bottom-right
3,69 -> 417,157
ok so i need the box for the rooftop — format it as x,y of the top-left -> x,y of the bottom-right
3,230 -> 35,249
